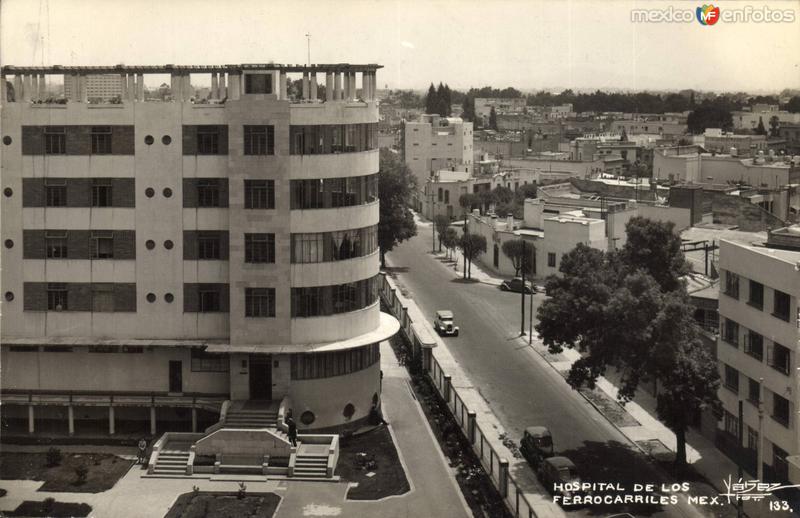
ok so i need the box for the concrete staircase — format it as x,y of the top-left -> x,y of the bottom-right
151,449 -> 190,476
293,451 -> 329,478
224,407 -> 278,429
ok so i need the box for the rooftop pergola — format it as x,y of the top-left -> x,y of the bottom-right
1,63 -> 382,75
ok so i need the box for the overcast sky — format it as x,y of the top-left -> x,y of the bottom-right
1,0 -> 798,93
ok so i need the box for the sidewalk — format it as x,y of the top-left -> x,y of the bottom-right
442,251 -> 773,516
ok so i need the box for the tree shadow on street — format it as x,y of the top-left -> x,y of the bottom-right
382,266 -> 410,275
450,277 -> 480,284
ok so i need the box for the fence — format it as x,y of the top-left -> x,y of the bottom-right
380,272 -> 544,518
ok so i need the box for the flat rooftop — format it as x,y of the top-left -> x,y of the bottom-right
2,63 -> 382,75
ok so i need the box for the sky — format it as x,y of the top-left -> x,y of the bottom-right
1,0 -> 799,93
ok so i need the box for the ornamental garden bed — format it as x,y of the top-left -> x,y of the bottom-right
0,451 -> 133,493
164,491 -> 280,518
1,498 -> 92,517
337,425 -> 410,500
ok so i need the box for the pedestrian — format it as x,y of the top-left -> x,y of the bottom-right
284,408 -> 293,425
287,416 -> 297,447
137,438 -> 148,465
370,402 -> 388,426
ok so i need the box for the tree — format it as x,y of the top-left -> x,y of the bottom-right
425,83 -> 438,115
769,115 -> 781,138
459,233 -> 487,279
442,227 -> 459,260
378,149 -> 417,266
536,219 -> 720,468
501,239 -> 533,277
488,106 -> 498,130
461,95 -> 475,122
459,193 -> 481,218
434,215 -> 451,252
786,95 -> 800,113
687,102 -> 733,134
755,116 -> 767,136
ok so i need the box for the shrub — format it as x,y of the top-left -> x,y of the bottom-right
42,497 -> 55,514
74,464 -> 89,485
46,447 -> 62,467
237,481 -> 247,499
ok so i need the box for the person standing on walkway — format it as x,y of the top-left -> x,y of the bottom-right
287,416 -> 297,447
137,438 -> 148,465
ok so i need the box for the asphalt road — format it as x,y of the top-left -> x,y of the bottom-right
386,223 -> 729,518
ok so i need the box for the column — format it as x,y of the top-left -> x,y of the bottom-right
68,405 -> 75,436
192,407 -> 198,433
467,411 -> 476,444
136,73 -> 144,101
309,72 -> 317,101
443,374 -> 452,403
79,75 -> 88,103
301,71 -> 309,100
13,75 -> 23,102
343,72 -> 350,100
279,71 -> 287,100
334,72 -> 342,100
349,72 -> 357,101
325,72 -> 334,102
210,73 -> 219,100
362,72 -> 370,101
126,74 -> 135,101
499,459 -> 509,497
38,74 -> 46,100
182,73 -> 192,101
219,73 -> 227,99
108,406 -> 115,435
22,74 -> 31,101
28,405 -> 34,434
121,74 -> 129,100
0,76 -> 7,105
30,75 -> 39,101
150,405 -> 157,435
228,73 -> 241,100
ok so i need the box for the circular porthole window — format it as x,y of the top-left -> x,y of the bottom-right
3,188 -> 12,198
163,188 -> 173,198
4,239 -> 13,249
146,293 -> 156,303
343,403 -> 355,419
5,292 -> 14,301
145,240 -> 155,250
144,135 -> 154,145
164,240 -> 174,250
145,187 -> 155,198
162,135 -> 172,145
300,411 -> 316,426
164,293 -> 175,303
2,136 -> 12,145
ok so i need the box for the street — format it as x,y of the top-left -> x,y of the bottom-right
387,223 -> 722,518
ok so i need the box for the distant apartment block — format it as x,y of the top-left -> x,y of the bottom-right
63,74 -> 123,102
474,97 -> 527,124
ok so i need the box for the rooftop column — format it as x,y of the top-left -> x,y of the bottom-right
13,75 -> 23,102
38,74 -> 46,100
325,72 -> 334,102
182,73 -> 192,101
302,71 -> 309,100
279,71 -> 287,100
219,73 -> 227,99
136,73 -> 144,101
79,75 -> 88,103
31,75 -> 39,101
22,74 -> 31,102
0,76 -> 7,104
211,73 -> 219,100
126,74 -> 135,101
309,72 -> 317,101
228,73 -> 241,100
334,72 -> 343,101
121,74 -> 129,100
348,72 -> 356,101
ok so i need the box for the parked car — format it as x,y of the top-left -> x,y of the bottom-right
433,310 -> 459,336
539,456 -> 588,503
500,277 -> 534,294
520,426 -> 554,469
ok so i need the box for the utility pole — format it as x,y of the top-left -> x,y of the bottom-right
305,33 -> 311,66
738,399 -> 744,518
529,247 -> 535,345
520,240 -> 526,336
463,212 -> 468,279
758,377 -> 764,481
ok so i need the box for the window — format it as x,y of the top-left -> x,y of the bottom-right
773,393 -> 790,427
245,288 -> 275,317
747,426 -> 759,451
92,284 -> 115,312
748,378 -> 761,405
45,179 -> 67,207
90,231 -> 114,259
437,188 -> 443,202
289,124 -> 378,155
724,410 -> 739,437
197,179 -> 220,207
444,190 -> 450,204
724,272 -> 739,299
290,174 -> 378,209
44,126 -> 66,154
748,280 -> 764,310
290,343 -> 380,380
244,74 -> 272,94
197,126 -> 220,155
47,283 -> 67,310
770,343 -> 791,375
744,330 -> 763,361
91,180 -> 112,207
291,276 -> 378,317
199,289 -> 221,312
91,126 -> 112,154
547,253 -> 556,268
244,125 -> 274,155
244,233 -> 275,263
244,180 -> 274,209
191,348 -> 229,372
773,290 -> 791,322
45,231 -> 68,258
123,346 -> 144,354
197,232 -> 221,260
722,318 -> 739,347
724,364 -> 739,394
